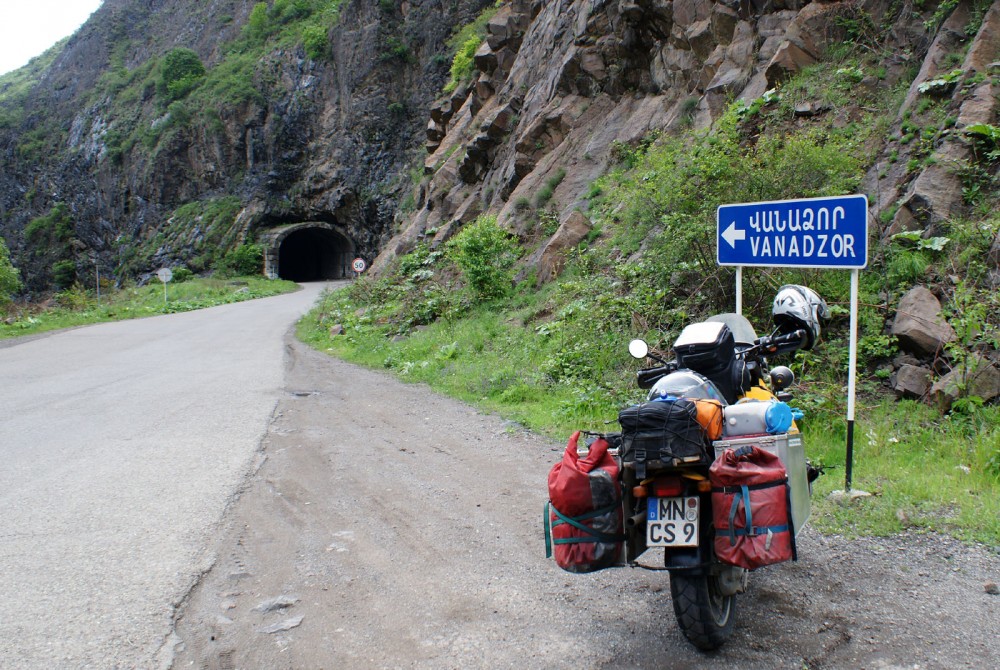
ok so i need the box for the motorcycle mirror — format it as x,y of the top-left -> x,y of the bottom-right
770,366 -> 795,391
628,339 -> 649,360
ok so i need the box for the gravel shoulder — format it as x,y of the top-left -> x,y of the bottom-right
168,336 -> 1000,669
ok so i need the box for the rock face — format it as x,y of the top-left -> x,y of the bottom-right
0,0 -> 495,290
536,210 -> 592,284
379,0 -> 1000,285
2,0 -> 1000,298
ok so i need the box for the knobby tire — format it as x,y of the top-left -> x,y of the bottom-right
669,572 -> 735,650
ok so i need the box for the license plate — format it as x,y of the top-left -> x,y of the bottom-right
646,496 -> 700,547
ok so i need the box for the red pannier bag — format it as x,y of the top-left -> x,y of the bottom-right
545,431 -> 624,573
709,444 -> 796,570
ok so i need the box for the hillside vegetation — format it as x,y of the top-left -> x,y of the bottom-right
299,41 -> 1000,545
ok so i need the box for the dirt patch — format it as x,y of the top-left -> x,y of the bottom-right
167,337 -> 1000,669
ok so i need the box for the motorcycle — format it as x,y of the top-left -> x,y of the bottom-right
545,286 -> 828,650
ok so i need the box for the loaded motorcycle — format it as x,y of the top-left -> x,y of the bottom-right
545,285 -> 828,650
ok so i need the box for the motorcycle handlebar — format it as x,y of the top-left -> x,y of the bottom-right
754,329 -> 807,357
636,362 -> 677,389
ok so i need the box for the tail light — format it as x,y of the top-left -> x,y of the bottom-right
650,476 -> 684,497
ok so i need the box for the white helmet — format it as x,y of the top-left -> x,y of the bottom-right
772,285 -> 829,350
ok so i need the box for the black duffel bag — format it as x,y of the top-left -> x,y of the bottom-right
618,399 -> 706,477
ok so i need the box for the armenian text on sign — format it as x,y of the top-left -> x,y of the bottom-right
717,195 -> 868,269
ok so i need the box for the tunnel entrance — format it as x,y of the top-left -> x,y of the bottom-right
263,223 -> 355,281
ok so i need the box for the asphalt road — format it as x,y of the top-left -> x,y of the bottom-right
0,282 -> 334,669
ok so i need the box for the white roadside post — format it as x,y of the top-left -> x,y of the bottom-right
157,267 -> 173,308
717,194 -> 869,491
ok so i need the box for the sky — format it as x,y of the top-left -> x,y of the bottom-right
0,0 -> 104,76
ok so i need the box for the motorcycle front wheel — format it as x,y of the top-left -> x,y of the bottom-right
669,572 -> 735,650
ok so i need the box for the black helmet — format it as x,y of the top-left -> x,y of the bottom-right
772,284 -> 829,350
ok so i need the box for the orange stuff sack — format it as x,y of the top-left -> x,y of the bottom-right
691,399 -> 724,441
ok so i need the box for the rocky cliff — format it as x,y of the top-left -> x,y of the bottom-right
384,0 -> 1000,273
1,0 -> 999,310
0,0 -> 493,290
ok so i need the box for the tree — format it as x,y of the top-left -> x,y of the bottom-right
159,48 -> 206,101
0,236 -> 22,308
447,215 -> 520,303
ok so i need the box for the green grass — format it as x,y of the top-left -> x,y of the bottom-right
1,277 -> 298,339
300,284 -> 1000,545
806,399 -> 1000,544
294,45 -> 1000,546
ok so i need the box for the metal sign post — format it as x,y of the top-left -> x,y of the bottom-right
717,194 -> 869,491
157,267 -> 173,308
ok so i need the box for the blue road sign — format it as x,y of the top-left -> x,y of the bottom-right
717,194 -> 869,269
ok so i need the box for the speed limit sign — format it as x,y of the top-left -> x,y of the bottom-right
351,258 -> 366,273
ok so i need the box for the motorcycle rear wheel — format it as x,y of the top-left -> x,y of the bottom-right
669,572 -> 735,650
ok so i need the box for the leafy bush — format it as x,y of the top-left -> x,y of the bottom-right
535,168 -> 567,207
447,215 -> 521,303
159,48 -> 206,101
302,24 -> 329,60
445,35 -> 480,91
51,260 -> 77,289
443,5 -> 499,92
245,3 -> 273,42
0,236 -> 22,307
219,243 -> 264,277
171,267 -> 194,283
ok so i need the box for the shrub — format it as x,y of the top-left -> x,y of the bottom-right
0,236 -> 21,307
219,243 -> 264,276
447,215 -> 520,303
51,260 -> 76,289
171,267 -> 194,283
159,48 -> 206,101
302,24 -> 329,60
442,5 -> 498,92
245,2 -> 272,42
380,37 -> 413,63
24,203 -> 73,244
445,35 -> 480,91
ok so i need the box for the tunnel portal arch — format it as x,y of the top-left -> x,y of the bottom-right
262,222 -> 356,281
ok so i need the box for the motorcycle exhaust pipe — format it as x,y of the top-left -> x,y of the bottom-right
626,512 -> 645,528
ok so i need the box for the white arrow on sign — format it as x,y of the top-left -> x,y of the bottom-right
721,221 -> 746,248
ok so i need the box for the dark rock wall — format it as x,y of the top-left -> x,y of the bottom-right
0,0 -> 492,291
1,0 -> 999,297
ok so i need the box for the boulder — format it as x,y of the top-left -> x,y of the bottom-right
892,364 -> 932,399
930,355 -> 1000,411
893,142 -> 968,230
765,41 -> 816,87
486,6 -> 517,51
537,211 -> 593,284
475,77 -> 496,102
706,62 -> 748,96
579,49 -> 607,81
891,286 -> 956,357
426,119 -> 445,142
